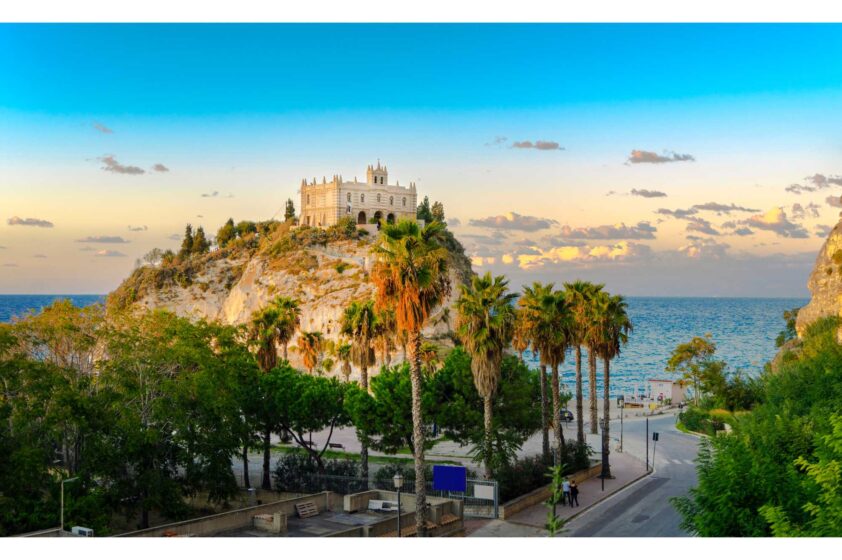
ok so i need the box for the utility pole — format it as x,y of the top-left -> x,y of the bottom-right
645,417 -> 650,471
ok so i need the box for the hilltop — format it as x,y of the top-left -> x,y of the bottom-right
108,217 -> 473,373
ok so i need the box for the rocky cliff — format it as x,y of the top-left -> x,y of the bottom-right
796,219 -> 842,340
108,221 -> 473,375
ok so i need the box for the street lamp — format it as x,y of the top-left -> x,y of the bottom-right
617,395 -> 625,453
393,473 -> 404,538
60,477 -> 79,533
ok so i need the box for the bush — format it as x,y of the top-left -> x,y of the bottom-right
496,442 -> 591,503
272,451 -> 366,494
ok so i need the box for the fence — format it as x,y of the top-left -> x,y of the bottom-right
274,473 -> 498,519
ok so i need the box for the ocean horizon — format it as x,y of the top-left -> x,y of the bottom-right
1,294 -> 806,398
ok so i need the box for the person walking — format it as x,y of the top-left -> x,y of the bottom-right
570,480 -> 580,507
562,478 -> 571,506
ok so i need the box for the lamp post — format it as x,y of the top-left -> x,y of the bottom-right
60,477 -> 79,533
393,472 -> 404,538
617,395 -> 625,453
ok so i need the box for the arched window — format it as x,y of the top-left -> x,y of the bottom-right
402,197 -> 406,207
377,194 -> 381,203
389,196 -> 394,205
307,194 -> 310,205
361,194 -> 365,203
347,192 -> 351,202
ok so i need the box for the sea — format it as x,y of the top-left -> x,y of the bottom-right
0,294 -> 806,398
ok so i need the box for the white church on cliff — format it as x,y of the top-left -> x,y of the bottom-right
299,162 -> 418,228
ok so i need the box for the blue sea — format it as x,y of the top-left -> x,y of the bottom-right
0,295 -> 805,397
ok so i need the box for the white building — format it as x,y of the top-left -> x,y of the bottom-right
647,378 -> 687,405
299,162 -> 418,228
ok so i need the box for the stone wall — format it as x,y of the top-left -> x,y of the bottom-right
498,462 -> 602,520
796,219 -> 842,341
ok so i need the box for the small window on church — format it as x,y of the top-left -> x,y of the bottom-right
307,195 -> 310,205
377,194 -> 381,203
347,192 -> 351,202
390,196 -> 394,205
361,194 -> 365,203
402,197 -> 406,207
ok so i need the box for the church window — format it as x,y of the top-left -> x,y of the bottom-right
389,196 -> 394,205
402,197 -> 406,207
361,194 -> 365,203
377,194 -> 381,203
347,192 -> 351,202
307,194 -> 310,205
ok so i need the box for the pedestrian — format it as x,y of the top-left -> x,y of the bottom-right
562,477 -> 571,506
570,480 -> 580,507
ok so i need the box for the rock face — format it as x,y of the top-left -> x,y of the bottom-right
110,229 -> 471,378
796,219 -> 842,339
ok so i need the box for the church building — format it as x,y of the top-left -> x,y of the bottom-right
299,162 -> 418,227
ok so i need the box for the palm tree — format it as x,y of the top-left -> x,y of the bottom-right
341,299 -> 378,481
274,297 -> 301,360
297,331 -> 323,374
372,219 -> 451,537
248,300 -> 299,490
373,307 -> 396,367
512,318 -> 529,363
419,341 -> 441,373
518,282 -> 555,461
455,272 -> 518,478
337,342 -> 352,382
563,281 -> 604,444
540,290 -> 572,465
591,292 -> 632,478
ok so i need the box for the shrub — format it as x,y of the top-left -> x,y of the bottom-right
272,451 -> 366,494
496,442 -> 591,503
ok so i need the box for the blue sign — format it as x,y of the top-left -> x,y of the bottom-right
432,465 -> 467,492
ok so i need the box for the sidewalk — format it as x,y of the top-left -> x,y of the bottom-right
467,450 -> 649,537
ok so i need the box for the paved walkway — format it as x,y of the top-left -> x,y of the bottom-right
467,443 -> 649,537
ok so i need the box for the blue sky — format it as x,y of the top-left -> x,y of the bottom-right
1,24 -> 842,295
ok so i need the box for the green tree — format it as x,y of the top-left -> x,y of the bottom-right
216,218 -> 236,248
455,272 -> 518,478
540,290 -> 572,464
428,349 -> 541,472
589,292 -> 632,478
192,226 -> 210,253
179,224 -> 194,258
431,200 -> 445,223
416,195 -> 433,222
518,282 -> 555,460
564,280 -> 604,444
284,198 -> 296,222
776,307 -> 801,348
340,300 -> 378,480
372,219 -> 451,536
666,334 -> 719,406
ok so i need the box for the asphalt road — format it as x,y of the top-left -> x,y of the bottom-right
564,412 -> 701,537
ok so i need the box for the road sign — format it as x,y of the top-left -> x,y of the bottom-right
653,432 -> 659,441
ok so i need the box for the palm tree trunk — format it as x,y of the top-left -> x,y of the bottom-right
551,363 -> 565,465
575,345 -> 584,444
602,356 -> 612,478
262,427 -> 272,490
589,348 -> 598,435
539,364 -> 550,460
359,363 -> 369,485
408,329 -> 428,537
483,394 -> 494,479
242,445 -> 250,488
283,342 -> 288,361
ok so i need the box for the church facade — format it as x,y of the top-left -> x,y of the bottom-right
299,162 -> 418,227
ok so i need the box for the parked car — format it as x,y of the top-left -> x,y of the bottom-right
560,409 -> 574,422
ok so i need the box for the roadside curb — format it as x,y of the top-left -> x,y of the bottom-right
505,460 -> 653,529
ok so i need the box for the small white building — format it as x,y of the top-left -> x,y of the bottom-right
647,378 -> 686,405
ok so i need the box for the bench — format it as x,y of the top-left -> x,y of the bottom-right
328,443 -> 344,450
295,501 -> 320,519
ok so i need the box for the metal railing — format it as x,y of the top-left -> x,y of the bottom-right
274,473 -> 499,518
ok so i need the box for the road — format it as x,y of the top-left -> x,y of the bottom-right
564,412 -> 701,537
